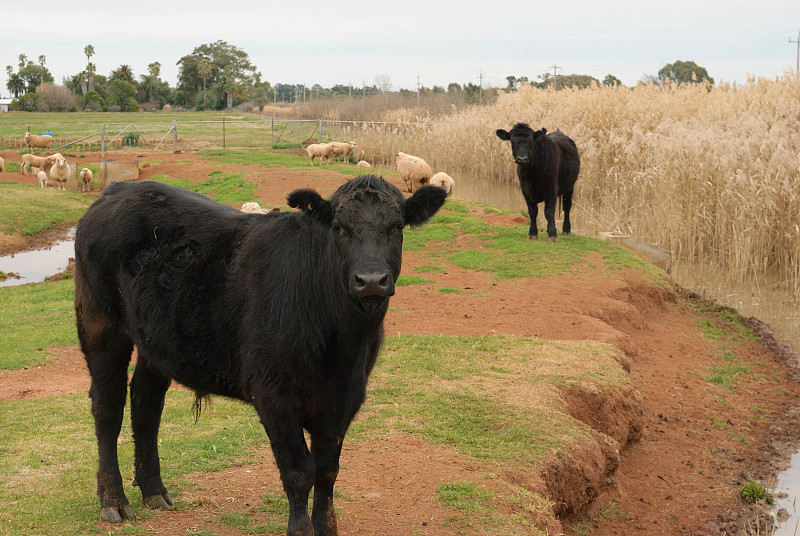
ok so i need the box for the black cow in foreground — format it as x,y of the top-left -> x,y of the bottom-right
495,123 -> 580,241
74,175 -> 446,535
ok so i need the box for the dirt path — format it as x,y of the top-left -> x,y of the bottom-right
2,150 -> 799,535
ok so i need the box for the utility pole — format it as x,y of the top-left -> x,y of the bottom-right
362,79 -> 366,98
477,68 -> 485,103
416,73 -> 421,107
550,65 -> 561,91
791,30 -> 800,73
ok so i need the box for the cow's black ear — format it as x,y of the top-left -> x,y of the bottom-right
287,188 -> 333,223
534,128 -> 547,138
496,129 -> 510,141
404,185 -> 447,228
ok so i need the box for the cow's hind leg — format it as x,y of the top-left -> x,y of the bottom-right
255,398 -> 314,536
544,195 -> 558,242
130,358 -> 174,511
82,327 -> 135,523
561,191 -> 574,235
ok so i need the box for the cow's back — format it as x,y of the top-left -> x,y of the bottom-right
549,131 -> 580,194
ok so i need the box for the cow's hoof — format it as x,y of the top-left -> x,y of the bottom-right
144,493 -> 175,510
101,504 -> 136,523
527,234 -> 538,240
549,236 -> 559,243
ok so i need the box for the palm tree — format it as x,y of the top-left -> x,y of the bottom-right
84,45 -> 95,92
84,44 -> 94,64
86,62 -> 96,92
147,62 -> 161,107
110,64 -> 134,84
6,73 -> 25,98
198,58 -> 212,106
38,55 -> 46,88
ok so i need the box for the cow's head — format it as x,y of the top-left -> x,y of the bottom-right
496,123 -> 547,165
288,174 -> 446,316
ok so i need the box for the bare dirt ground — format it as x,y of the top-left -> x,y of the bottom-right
2,150 -> 799,535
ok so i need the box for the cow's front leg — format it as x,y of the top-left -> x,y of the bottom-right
255,399 -> 314,536
310,434 -> 343,536
544,195 -> 558,242
525,198 -> 539,239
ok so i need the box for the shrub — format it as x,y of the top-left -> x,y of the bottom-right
739,480 -> 772,504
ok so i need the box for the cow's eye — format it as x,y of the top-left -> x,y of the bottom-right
395,222 -> 404,231
332,222 -> 342,233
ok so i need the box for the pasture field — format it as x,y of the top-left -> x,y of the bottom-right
1,151 -> 797,535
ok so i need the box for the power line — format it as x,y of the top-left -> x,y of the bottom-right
550,65 -> 561,90
791,30 -> 800,72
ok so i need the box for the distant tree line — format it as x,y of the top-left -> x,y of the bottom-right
5,42 -> 715,113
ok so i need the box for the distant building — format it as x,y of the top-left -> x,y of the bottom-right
0,98 -> 13,112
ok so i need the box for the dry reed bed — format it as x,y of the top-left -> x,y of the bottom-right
350,77 -> 800,299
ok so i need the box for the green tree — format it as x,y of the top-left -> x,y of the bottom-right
139,62 -> 161,107
603,74 -> 623,86
176,40 -> 258,107
110,64 -> 134,84
107,79 -> 138,111
6,65 -> 24,97
198,58 -> 212,105
658,60 -> 714,85
18,61 -> 54,93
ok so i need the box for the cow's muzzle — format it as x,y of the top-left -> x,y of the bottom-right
353,271 -> 394,298
514,155 -> 529,164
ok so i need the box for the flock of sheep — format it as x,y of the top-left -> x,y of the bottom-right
3,131 -> 454,198
305,140 -> 455,195
1,132 -> 93,192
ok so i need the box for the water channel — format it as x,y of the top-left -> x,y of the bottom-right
0,228 -> 76,288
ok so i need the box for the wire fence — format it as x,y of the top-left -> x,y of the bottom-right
0,119 -> 434,154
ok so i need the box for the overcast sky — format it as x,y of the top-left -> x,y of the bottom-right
1,0 -> 799,98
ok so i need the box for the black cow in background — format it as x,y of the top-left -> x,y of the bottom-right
495,123 -> 580,241
74,175 -> 446,536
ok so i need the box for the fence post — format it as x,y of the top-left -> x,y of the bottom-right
319,119 -> 323,142
271,118 -> 274,148
173,120 -> 177,153
223,117 -> 226,149
101,124 -> 106,157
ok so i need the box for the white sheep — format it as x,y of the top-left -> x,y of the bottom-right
21,153 -> 61,175
396,151 -> 432,192
49,156 -> 70,191
37,170 -> 48,189
306,143 -> 335,166
329,141 -> 357,164
430,172 -> 455,196
0,157 -> 4,173
24,131 -> 53,153
80,168 -> 93,192
356,160 -> 371,168
240,201 -> 268,214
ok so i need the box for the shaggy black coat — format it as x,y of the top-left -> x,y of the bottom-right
496,123 -> 580,241
74,176 -> 446,536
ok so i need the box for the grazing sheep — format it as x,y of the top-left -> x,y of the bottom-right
329,141 -> 357,163
240,201 -> 269,214
396,151 -> 432,192
306,143 -> 335,166
0,157 -> 4,173
37,170 -> 49,189
24,132 -> 53,153
80,168 -> 93,192
430,172 -> 455,196
49,156 -> 70,191
357,160 -> 371,168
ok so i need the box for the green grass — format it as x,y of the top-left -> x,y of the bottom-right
403,205 -> 667,282
151,171 -> 257,204
437,481 -> 496,512
0,182 -> 92,236
396,274 -> 435,286
0,279 -> 78,370
0,390 -> 267,536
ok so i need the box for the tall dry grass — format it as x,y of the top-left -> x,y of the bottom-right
352,75 -> 800,299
